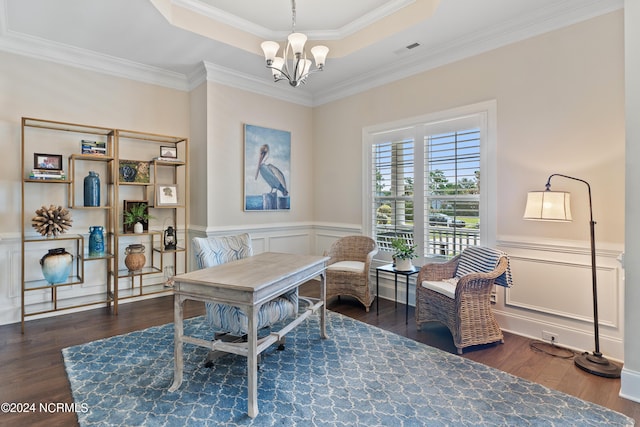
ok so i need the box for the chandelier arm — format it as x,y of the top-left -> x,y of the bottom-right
265,64 -> 293,83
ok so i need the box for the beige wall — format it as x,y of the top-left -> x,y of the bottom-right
313,11 -> 624,245
313,11 -> 626,359
202,81 -> 314,229
0,51 -> 190,237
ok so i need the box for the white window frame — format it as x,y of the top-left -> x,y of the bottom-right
362,100 -> 497,264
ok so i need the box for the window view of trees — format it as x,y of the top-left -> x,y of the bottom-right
372,127 -> 481,257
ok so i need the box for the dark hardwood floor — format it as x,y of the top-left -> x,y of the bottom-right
1,284 -> 638,426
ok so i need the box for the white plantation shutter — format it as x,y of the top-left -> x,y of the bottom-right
425,127 -> 481,256
366,105 -> 492,261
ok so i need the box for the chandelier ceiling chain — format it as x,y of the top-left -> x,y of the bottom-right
260,0 -> 329,87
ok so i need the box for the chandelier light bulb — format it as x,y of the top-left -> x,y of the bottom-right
311,45 -> 329,68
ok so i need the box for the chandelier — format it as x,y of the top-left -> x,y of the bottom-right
260,0 -> 329,87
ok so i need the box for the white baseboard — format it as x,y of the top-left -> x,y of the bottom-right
620,367 -> 640,403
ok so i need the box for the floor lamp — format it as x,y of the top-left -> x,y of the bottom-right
523,173 -> 621,378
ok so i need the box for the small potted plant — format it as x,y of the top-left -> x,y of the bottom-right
123,202 -> 153,234
391,238 -> 417,271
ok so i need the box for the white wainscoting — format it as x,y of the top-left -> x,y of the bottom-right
495,239 -> 625,361
2,226 -> 627,363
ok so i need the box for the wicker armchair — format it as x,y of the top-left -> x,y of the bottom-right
325,236 -> 378,312
415,246 -> 511,354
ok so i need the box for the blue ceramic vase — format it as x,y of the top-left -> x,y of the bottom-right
84,171 -> 100,207
89,226 -> 104,256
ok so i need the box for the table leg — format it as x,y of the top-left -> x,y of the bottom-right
320,272 -> 328,339
394,274 -> 398,308
376,269 -> 379,315
247,305 -> 259,418
168,294 -> 184,392
405,275 -> 410,324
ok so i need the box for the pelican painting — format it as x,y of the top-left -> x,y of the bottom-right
244,124 -> 291,211
255,144 -> 288,196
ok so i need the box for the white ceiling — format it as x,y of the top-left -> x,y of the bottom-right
0,0 -> 624,106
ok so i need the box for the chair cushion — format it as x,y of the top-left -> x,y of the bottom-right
193,233 -> 253,269
206,293 -> 297,336
421,278 -> 459,299
327,260 -> 365,273
194,233 -> 298,336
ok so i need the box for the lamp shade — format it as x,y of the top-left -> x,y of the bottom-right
271,57 -> 284,78
287,32 -> 307,55
523,190 -> 572,221
311,45 -> 329,67
260,41 -> 280,63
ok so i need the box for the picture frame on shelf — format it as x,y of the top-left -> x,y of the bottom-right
118,159 -> 150,183
33,153 -> 63,171
81,140 -> 107,155
160,146 -> 177,158
156,184 -> 179,206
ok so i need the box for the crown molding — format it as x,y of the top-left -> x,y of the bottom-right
313,0 -> 625,105
175,0 -> 414,40
0,26 -> 189,91
0,0 -> 623,106
196,61 -> 314,107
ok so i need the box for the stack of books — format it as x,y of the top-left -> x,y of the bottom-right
153,156 -> 182,162
81,140 -> 107,155
30,169 -> 66,180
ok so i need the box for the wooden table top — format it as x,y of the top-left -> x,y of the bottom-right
172,252 -> 329,305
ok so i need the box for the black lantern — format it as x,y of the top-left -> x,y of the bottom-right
163,226 -> 177,250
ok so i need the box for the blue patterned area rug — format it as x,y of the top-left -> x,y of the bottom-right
63,312 -> 633,426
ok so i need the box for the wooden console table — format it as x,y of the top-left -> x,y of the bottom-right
169,252 -> 329,418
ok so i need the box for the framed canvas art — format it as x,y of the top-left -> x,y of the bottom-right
244,124 -> 291,211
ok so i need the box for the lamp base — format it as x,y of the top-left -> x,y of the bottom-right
574,352 -> 621,378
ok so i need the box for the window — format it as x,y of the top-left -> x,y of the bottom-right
425,128 -> 480,256
364,101 -> 496,262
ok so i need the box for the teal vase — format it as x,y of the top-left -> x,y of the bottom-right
84,171 -> 100,207
89,226 -> 104,256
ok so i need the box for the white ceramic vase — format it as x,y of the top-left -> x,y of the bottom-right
395,258 -> 413,271
133,222 -> 144,234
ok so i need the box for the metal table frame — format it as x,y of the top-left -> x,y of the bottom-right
376,263 -> 420,324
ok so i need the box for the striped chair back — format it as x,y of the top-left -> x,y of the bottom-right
455,246 -> 513,287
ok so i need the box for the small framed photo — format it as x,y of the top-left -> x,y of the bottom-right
156,184 -> 179,206
34,153 -> 63,171
160,146 -> 177,158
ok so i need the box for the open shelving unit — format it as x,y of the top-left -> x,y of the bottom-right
21,118 -> 115,332
113,129 -> 188,304
20,117 -> 188,332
